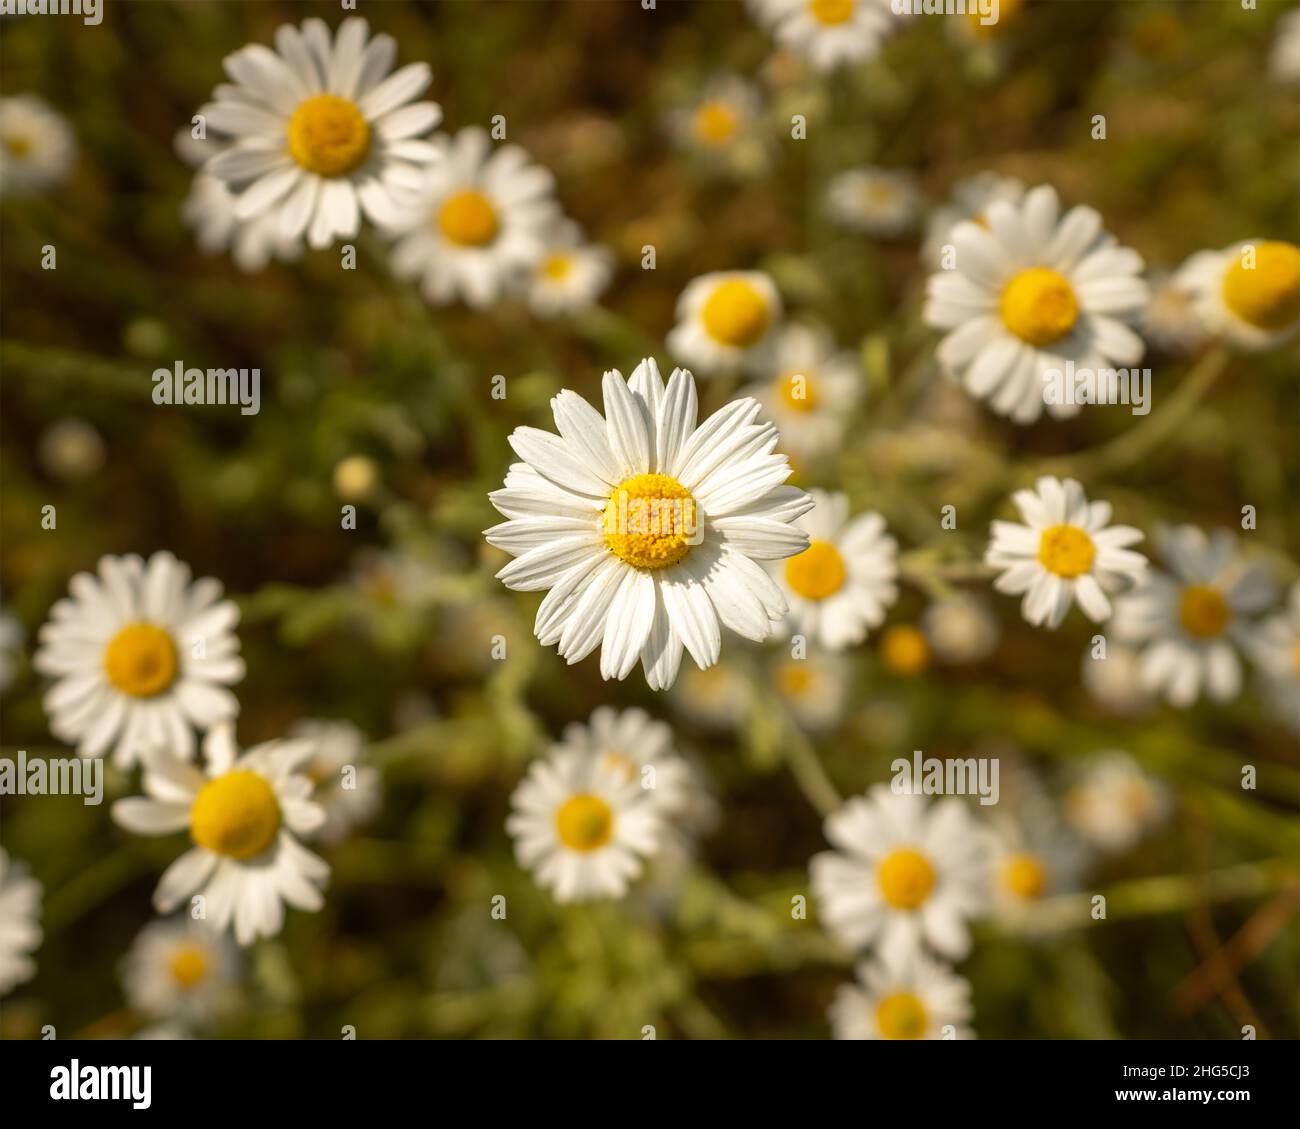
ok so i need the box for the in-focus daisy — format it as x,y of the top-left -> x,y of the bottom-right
1252,581 -> 1300,735
811,784 -> 991,962
924,185 -> 1149,424
773,489 -> 898,650
0,849 -> 41,996
667,75 -> 768,176
1141,264 -> 1210,355
1063,751 -> 1170,853
879,624 -> 931,676
988,804 -> 1084,912
667,271 -> 782,376
825,166 -> 921,237
112,725 -> 329,945
0,94 -> 76,196
770,650 -> 850,731
830,948 -> 974,1040
1113,525 -> 1275,707
770,0 -> 900,72
672,659 -> 754,730
288,719 -> 381,845
1177,240 -> 1300,351
1080,641 -> 1152,716
387,125 -> 558,307
120,918 -> 240,1025
198,17 -> 442,250
35,552 -> 244,766
921,171 -> 1025,268
485,359 -> 812,689
921,593 -> 999,664
985,476 -> 1147,630
525,219 -> 613,318
1271,9 -> 1300,84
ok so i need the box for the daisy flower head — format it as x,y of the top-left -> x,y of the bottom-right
112,724 -> 330,945
921,592 -> 999,664
1141,263 -> 1210,355
1113,525 -> 1275,707
812,783 -> 991,962
770,650 -> 851,731
825,166 -> 921,237
668,75 -> 768,176
1080,640 -> 1153,717
485,359 -> 813,690
120,917 -> 239,1026
921,171 -> 1026,268
770,0 -> 901,72
988,802 -> 1085,913
880,624 -> 932,677
667,270 -> 782,376
773,489 -> 899,650
1271,9 -> 1300,84
387,126 -> 558,307
34,552 -> 244,767
198,17 -> 442,250
830,948 -> 974,1040
0,849 -> 42,995
288,718 -> 381,845
985,476 -> 1147,630
525,219 -> 614,319
1252,582 -> 1300,735
1064,751 -> 1170,853
0,95 -> 76,196
924,184 -> 1149,424
1177,240 -> 1300,351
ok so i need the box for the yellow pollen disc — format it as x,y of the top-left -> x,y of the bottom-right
700,279 -> 771,348
603,473 -> 698,569
1000,267 -> 1080,347
542,253 -> 573,281
286,94 -> 371,177
875,991 -> 928,1040
190,770 -> 282,860
437,189 -> 500,247
103,623 -> 179,698
881,625 -> 930,676
555,793 -> 614,852
809,0 -> 854,27
693,101 -> 738,147
1036,524 -> 1095,579
1221,241 -> 1300,332
1002,852 -> 1048,901
1179,584 -> 1230,639
775,661 -> 814,698
877,847 -> 935,910
778,370 -> 819,413
5,135 -> 32,158
784,539 -> 846,601
168,944 -> 210,989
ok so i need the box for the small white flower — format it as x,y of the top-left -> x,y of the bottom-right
985,476 -> 1147,630
112,725 -> 330,945
120,918 -> 240,1025
1271,9 -> 1300,83
1141,263 -> 1210,355
1063,751 -> 1170,853
35,552 -> 245,767
921,171 -> 1025,268
826,166 -> 921,237
0,95 -> 75,196
770,650 -> 851,731
672,659 -> 755,730
667,75 -> 768,175
667,270 -> 782,376
525,219 -> 613,318
38,418 -> 106,482
921,593 -> 999,665
988,802 -> 1085,912
289,719 -> 381,845
1176,240 -> 1300,351
1252,581 -> 1300,735
0,849 -> 42,996
924,185 -> 1149,424
830,948 -> 974,1040
770,0 -> 900,72
1080,641 -> 1153,717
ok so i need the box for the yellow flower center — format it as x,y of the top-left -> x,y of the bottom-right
603,473 -> 699,570
775,660 -> 815,698
542,253 -> 573,280
554,793 -> 614,852
777,370 -> 819,413
286,94 -> 371,177
1036,524 -> 1095,579
190,770 -> 282,861
875,991 -> 928,1040
5,135 -> 32,158
1221,241 -> 1300,332
1000,267 -> 1080,347
103,623 -> 179,698
692,100 -> 738,147
784,539 -> 846,600
877,847 -> 935,910
168,944 -> 210,989
1179,584 -> 1230,639
881,625 -> 930,676
1001,852 -> 1048,901
808,0 -> 854,26
437,189 -> 500,247
700,279 -> 771,348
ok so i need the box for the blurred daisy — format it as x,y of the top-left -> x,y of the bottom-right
1064,751 -> 1170,853
773,489 -> 898,650
830,949 -> 974,1040
1253,581 -> 1300,734
879,624 -> 931,676
667,270 -> 782,376
1113,525 -> 1275,707
0,94 -> 75,196
35,552 -> 244,766
771,0 -> 900,72
921,593 -> 999,664
0,599 -> 22,693
1271,9 -> 1300,83
112,724 -> 330,945
525,219 -> 613,318
121,918 -> 239,1025
387,125 -> 558,307
182,172 -> 304,272
485,359 -> 812,689
826,167 -> 921,237
289,719 -> 381,845
1080,641 -> 1152,716
1178,240 -> 1300,351
812,784 -> 991,962
672,659 -> 754,729
922,171 -> 1025,268
0,849 -> 41,996
770,651 -> 850,731
924,184 -> 1149,424
985,476 -> 1147,630
38,418 -> 106,482
668,75 -> 768,176
1141,264 -> 1209,355
555,706 -> 691,819
988,804 -> 1084,912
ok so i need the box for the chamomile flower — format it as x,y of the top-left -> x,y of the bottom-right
921,171 -> 1025,268
826,166 -> 921,237
198,17 -> 442,250
924,184 -> 1149,424
485,359 -> 812,689
770,0 -> 900,72
812,784 -> 991,962
772,489 -> 899,651
120,918 -> 240,1025
0,95 -> 76,196
526,219 -> 613,318
672,659 -> 754,730
988,804 -> 1084,912
668,75 -> 768,176
1080,641 -> 1152,716
667,271 -> 782,376
830,948 -> 974,1040
288,719 -> 381,845
34,552 -> 245,767
1141,264 -> 1209,355
985,476 -> 1147,630
1271,9 -> 1300,84
0,849 -> 41,995
879,624 -> 931,676
1253,582 -> 1300,734
387,126 -> 558,308
1177,240 -> 1300,351
112,725 -> 330,945
1113,525 -> 1275,707
1063,751 -> 1170,853
921,593 -> 999,664
770,651 -> 851,731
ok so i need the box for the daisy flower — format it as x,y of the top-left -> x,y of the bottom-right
1271,9 -> 1300,84
0,849 -> 42,995
111,725 -> 329,945
879,624 -> 931,676
672,659 -> 755,730
198,17 -> 442,250
988,803 -> 1085,913
288,719 -> 381,845
38,418 -> 106,482
923,184 -> 1149,424
0,94 -> 76,196
1063,751 -> 1170,853
921,593 -> 999,664
1080,641 -> 1153,717
554,706 -> 691,819
1141,264 -> 1210,355
921,171 -> 1025,268
830,948 -> 974,1040
667,75 -> 768,176
773,489 -> 899,650
770,650 -> 850,731
667,270 -> 782,376
1252,581 -> 1300,735
387,125 -> 558,307
770,0 -> 900,72
1177,240 -> 1300,351
120,918 -> 240,1026
985,476 -> 1147,630
525,219 -> 613,319
485,359 -> 812,689
34,552 -> 245,766
812,784 -> 991,962
825,166 -> 921,237
1113,525 -> 1275,707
